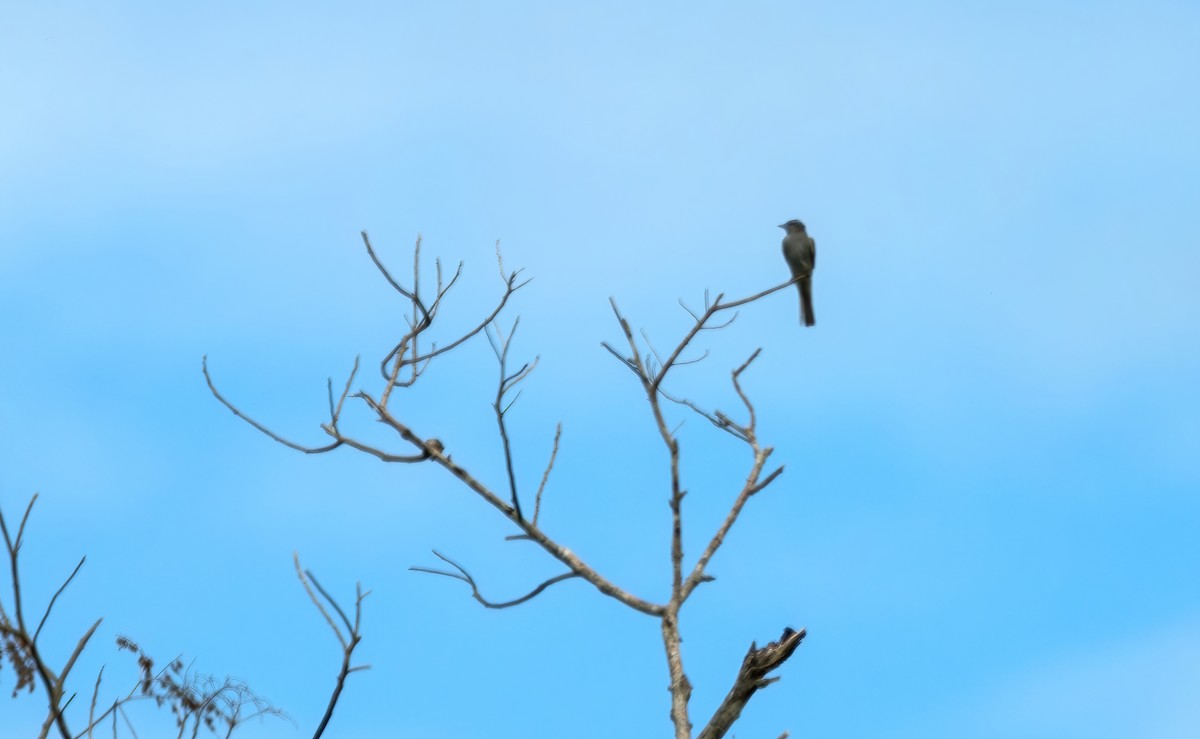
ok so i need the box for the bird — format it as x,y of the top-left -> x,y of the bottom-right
780,219 -> 816,327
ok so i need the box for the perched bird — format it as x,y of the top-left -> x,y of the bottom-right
780,219 -> 817,327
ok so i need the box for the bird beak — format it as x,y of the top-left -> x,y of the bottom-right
777,223 -> 786,229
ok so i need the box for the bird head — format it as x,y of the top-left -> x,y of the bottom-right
778,219 -> 806,233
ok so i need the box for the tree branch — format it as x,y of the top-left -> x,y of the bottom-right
411,550 -> 580,609
365,231 -> 529,391
294,554 -> 370,739
34,557 -> 86,644
603,277 -> 802,739
205,233 -> 808,739
203,356 -> 343,455
697,627 -> 806,739
353,392 -> 665,616
680,350 -> 785,603
487,319 -> 538,520
531,423 -> 562,527
2,494 -> 75,739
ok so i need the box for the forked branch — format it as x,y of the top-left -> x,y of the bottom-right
487,318 -> 540,520
206,233 -> 807,738
364,231 -> 531,393
602,276 -> 800,738
294,555 -> 370,739
1,493 -> 91,739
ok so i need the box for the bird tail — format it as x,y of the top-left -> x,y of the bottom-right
799,279 -> 815,327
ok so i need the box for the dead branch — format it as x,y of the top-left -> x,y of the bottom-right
362,231 -> 530,393
205,233 -> 808,738
601,277 -> 799,738
85,665 -> 102,738
1,493 -> 85,739
33,557 -> 85,645
679,350 -> 785,604
356,392 -> 662,612
697,627 -> 806,739
294,554 -> 370,739
411,550 -> 580,609
487,318 -> 540,520
203,357 -> 343,455
605,297 -> 693,737
531,423 -> 562,527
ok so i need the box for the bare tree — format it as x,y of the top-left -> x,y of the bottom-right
205,231 -> 807,737
0,493 -> 364,739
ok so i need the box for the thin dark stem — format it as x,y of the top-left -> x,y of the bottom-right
411,550 -> 581,609
85,665 -> 103,739
532,424 -> 562,527
34,557 -> 85,644
489,319 -> 537,520
304,570 -> 353,636
294,555 -> 370,739
370,232 -> 528,384
312,639 -> 359,739
2,495 -> 75,739
361,231 -> 431,326
203,357 -> 343,455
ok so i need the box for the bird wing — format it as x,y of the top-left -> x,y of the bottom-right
783,233 -> 815,275
782,235 -> 802,277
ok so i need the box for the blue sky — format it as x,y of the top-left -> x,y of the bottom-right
2,2 -> 1198,737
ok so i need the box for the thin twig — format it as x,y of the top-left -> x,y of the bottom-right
294,555 -> 345,649
720,274 -> 803,311
305,570 -> 353,637
680,351 -> 785,603
203,357 -> 343,455
351,390 -> 664,615
294,555 -> 370,739
412,234 -> 422,387
361,231 -> 431,326
86,665 -> 103,739
657,387 -> 750,443
60,618 -> 102,687
369,231 -> 528,383
411,550 -> 580,609
3,494 -> 75,739
532,424 -> 562,527
330,357 -> 359,429
34,556 -> 85,644
488,319 -> 537,520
